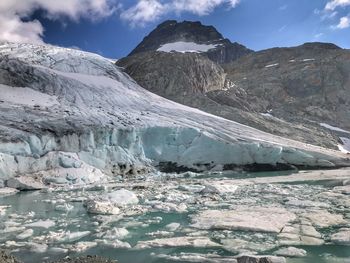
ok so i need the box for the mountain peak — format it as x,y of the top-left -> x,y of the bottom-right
128,20 -> 252,63
299,42 -> 342,50
129,20 -> 224,56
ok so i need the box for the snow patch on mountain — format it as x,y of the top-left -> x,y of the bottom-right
157,41 -> 219,53
320,123 -> 350,134
338,137 -> 350,154
265,63 -> 279,68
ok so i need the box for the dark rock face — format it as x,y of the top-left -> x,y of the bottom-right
129,20 -> 253,64
118,51 -> 226,98
222,43 -> 350,130
118,20 -> 350,150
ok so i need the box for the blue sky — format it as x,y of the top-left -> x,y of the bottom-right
1,0 -> 349,58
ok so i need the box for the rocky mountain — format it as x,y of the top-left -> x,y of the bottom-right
0,42 -> 348,189
129,20 -> 253,64
117,21 -> 350,152
221,42 -> 349,124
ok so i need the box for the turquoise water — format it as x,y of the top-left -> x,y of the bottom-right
0,171 -> 349,263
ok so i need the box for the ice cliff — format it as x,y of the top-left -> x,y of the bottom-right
0,42 -> 349,187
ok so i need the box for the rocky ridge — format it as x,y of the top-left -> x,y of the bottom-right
117,21 -> 350,151
129,20 -> 253,64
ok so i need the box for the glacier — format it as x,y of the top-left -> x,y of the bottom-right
0,42 -> 349,188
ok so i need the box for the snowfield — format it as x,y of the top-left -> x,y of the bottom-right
339,137 -> 350,154
0,84 -> 59,107
320,123 -> 350,134
0,42 -> 349,187
157,41 -> 219,53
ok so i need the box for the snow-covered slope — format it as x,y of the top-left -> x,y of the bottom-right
0,42 -> 349,187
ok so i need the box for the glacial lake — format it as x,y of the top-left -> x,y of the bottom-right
0,170 -> 349,263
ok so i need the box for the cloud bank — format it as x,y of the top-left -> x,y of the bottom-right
121,0 -> 240,26
322,0 -> 350,30
0,0 -> 241,43
336,16 -> 350,28
0,0 -> 116,44
325,0 -> 350,11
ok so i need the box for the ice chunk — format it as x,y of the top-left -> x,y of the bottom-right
192,206 -> 296,233
165,223 -> 181,232
0,188 -> 19,196
331,229 -> 350,245
6,176 -> 45,190
70,241 -> 97,252
16,229 -> 34,240
135,236 -> 221,249
106,189 -> 139,205
25,220 -> 55,229
273,247 -> 307,257
85,200 -> 120,215
300,210 -> 346,228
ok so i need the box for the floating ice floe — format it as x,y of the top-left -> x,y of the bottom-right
330,229 -> 350,245
300,210 -> 346,228
97,227 -> 129,240
25,220 -> 55,229
165,222 -> 181,232
0,188 -> 18,196
135,236 -> 222,249
6,176 -> 46,190
106,189 -> 139,205
85,200 -> 120,215
44,230 -> 91,243
16,229 -> 34,240
192,206 -> 296,233
85,189 -> 138,215
273,247 -> 307,257
70,241 -> 98,253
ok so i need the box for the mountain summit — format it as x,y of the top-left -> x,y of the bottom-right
129,20 -> 253,64
118,20 -> 350,152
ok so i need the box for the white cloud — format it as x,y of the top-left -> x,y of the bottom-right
0,0 -> 116,44
121,0 -> 239,26
325,0 -> 350,11
0,15 -> 44,44
172,0 -> 239,16
314,32 -> 324,38
336,16 -> 350,28
120,0 -> 165,26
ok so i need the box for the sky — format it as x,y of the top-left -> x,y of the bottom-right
0,0 -> 349,58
